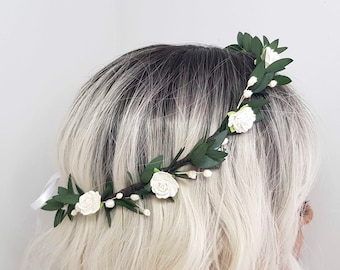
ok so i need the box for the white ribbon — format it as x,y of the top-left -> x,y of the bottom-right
31,173 -> 60,210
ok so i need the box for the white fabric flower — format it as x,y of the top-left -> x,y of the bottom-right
247,76 -> 257,88
186,170 -> 197,179
105,199 -> 115,208
268,80 -> 277,88
130,194 -> 140,201
75,191 -> 101,215
264,47 -> 280,68
243,89 -> 253,98
203,169 -> 213,178
150,171 -> 179,199
228,106 -> 256,133
116,192 -> 123,199
143,209 -> 151,216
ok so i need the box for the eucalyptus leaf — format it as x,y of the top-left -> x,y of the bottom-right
243,33 -> 252,51
276,47 -> 288,54
237,32 -> 244,47
208,130 -> 229,150
42,199 -> 64,211
225,44 -> 243,52
206,149 -> 228,160
67,175 -> 74,194
127,171 -> 134,182
250,36 -> 263,57
54,209 -> 65,227
58,187 -> 69,195
250,61 -> 265,83
273,75 -> 291,85
53,194 -> 80,204
140,155 -> 163,184
263,35 -> 270,46
246,99 -> 270,109
105,208 -> 112,227
102,180 -> 114,200
115,199 -> 138,213
218,116 -> 230,132
269,39 -> 279,50
189,142 -> 209,166
191,154 -> 222,169
75,183 -> 84,195
67,204 -> 75,221
266,58 -> 293,73
251,72 -> 275,93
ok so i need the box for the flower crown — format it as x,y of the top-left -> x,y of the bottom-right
41,32 -> 293,227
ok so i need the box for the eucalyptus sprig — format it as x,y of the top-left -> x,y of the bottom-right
226,32 -> 293,94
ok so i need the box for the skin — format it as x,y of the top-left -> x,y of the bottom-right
293,203 -> 314,259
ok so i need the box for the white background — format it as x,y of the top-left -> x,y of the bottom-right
1,1 -> 339,269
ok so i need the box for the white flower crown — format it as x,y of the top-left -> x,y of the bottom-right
41,32 -> 293,227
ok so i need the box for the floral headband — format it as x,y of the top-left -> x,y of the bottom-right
39,32 -> 293,227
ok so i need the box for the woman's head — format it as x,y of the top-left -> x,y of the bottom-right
25,44 -> 317,269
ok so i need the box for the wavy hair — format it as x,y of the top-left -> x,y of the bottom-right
23,45 -> 317,269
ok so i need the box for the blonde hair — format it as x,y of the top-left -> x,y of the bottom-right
23,45 -> 317,269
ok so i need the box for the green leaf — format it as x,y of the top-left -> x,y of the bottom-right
225,44 -> 243,52
246,99 -> 270,109
250,61 -> 265,83
75,183 -> 84,195
105,208 -> 112,227
250,36 -> 263,57
263,35 -> 270,46
276,47 -> 288,54
53,194 -> 80,204
237,32 -> 244,47
54,209 -> 65,227
189,142 -> 209,166
127,171 -> 134,182
135,188 -> 152,197
140,155 -> 163,184
251,72 -> 275,93
208,130 -> 229,149
266,58 -> 293,73
206,149 -> 228,161
191,155 -> 222,169
144,183 -> 152,192
243,32 -> 252,51
66,204 -> 75,221
254,110 -> 264,122
218,115 -> 230,132
67,175 -> 74,194
41,199 -> 64,211
269,39 -> 279,50
273,75 -> 292,85
115,199 -> 138,213
58,187 -> 69,195
102,180 -> 114,200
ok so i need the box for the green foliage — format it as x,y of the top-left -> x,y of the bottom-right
226,32 -> 292,94
140,155 -> 163,183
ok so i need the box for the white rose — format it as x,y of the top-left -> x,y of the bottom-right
264,47 -> 280,68
150,171 -> 179,199
228,106 -> 256,133
75,191 -> 101,215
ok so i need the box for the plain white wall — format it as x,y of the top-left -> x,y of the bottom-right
1,0 -> 339,269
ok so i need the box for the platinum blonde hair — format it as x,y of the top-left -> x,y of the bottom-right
23,45 -> 317,269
